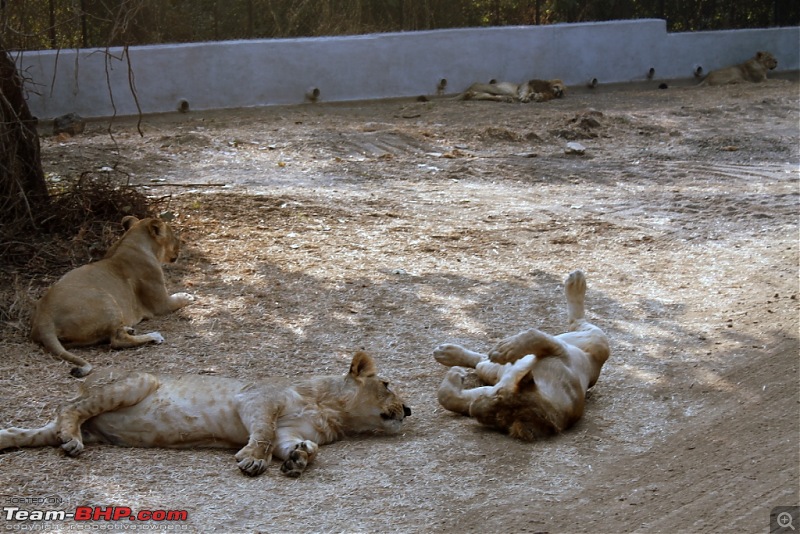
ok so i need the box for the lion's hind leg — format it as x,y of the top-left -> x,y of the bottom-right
57,370 -> 159,456
564,270 -> 587,327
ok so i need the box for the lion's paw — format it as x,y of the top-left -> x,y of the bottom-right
60,438 -> 84,457
171,292 -> 196,304
442,366 -> 469,388
565,270 -> 586,296
70,364 -> 93,378
237,456 -> 268,477
280,443 -> 311,478
434,344 -> 469,367
489,333 -> 532,364
147,332 -> 165,344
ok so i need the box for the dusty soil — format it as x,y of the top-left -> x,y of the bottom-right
1,78 -> 798,533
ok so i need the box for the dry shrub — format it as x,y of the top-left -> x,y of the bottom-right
1,171 -> 167,272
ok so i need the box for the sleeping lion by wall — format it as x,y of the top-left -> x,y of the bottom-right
458,79 -> 566,103
700,51 -> 778,86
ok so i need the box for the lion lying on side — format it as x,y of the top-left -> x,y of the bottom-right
0,351 -> 411,478
434,270 -> 609,440
700,51 -> 778,86
30,216 -> 195,378
458,79 -> 566,103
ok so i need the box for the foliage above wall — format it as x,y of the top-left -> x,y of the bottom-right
2,0 -> 798,51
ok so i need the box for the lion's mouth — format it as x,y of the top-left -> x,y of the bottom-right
381,405 -> 411,420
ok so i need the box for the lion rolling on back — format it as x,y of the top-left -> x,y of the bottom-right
30,216 -> 194,378
459,79 -> 566,103
434,270 -> 609,440
700,51 -> 778,86
0,351 -> 411,478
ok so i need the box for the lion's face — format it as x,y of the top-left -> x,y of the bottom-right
549,80 -> 566,98
524,79 -> 566,101
152,220 -> 182,263
755,51 -> 778,70
119,216 -> 182,264
344,351 -> 411,434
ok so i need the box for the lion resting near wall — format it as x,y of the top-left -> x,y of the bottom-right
30,216 -> 194,378
434,270 -> 609,440
700,51 -> 778,86
0,351 -> 411,478
458,79 -> 566,103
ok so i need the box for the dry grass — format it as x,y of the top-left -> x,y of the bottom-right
0,80 -> 797,532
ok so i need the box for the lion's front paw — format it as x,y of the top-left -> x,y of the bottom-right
60,438 -> 84,457
489,333 -> 533,364
280,442 -> 312,478
434,344 -> 469,367
443,366 -> 469,388
236,456 -> 268,477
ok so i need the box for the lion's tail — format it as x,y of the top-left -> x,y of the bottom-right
0,422 -> 59,450
30,311 -> 92,377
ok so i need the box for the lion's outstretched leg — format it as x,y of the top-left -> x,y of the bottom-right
0,422 -> 59,450
434,343 -> 511,379
486,271 -> 590,365
57,371 -> 160,456
558,270 -> 610,379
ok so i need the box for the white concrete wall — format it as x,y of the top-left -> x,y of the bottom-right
15,19 -> 800,119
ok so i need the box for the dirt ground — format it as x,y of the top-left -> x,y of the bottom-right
1,77 -> 798,533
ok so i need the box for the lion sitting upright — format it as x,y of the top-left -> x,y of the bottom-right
700,51 -> 778,86
0,351 -> 411,478
458,79 -> 566,103
434,270 -> 609,440
30,216 -> 194,377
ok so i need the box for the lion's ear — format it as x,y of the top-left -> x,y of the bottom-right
121,216 -> 139,230
349,351 -> 377,379
147,218 -> 167,238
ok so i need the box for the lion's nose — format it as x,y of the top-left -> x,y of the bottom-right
403,405 -> 412,417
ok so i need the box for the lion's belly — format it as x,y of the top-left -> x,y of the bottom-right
84,375 -> 250,449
